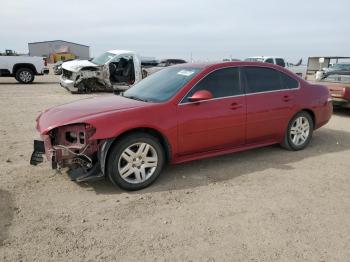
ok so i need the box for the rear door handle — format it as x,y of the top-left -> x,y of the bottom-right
230,103 -> 242,110
282,95 -> 292,102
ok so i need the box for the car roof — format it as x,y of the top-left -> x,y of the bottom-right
174,61 -> 287,71
247,56 -> 282,59
107,50 -> 136,56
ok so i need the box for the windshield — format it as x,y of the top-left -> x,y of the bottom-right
123,67 -> 201,102
91,52 -> 115,65
245,57 -> 265,62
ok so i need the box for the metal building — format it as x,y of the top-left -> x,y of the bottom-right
28,40 -> 90,60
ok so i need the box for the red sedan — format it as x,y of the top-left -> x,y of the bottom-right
30,62 -> 333,190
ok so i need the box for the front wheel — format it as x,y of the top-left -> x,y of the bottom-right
16,68 -> 34,84
106,133 -> 165,190
281,111 -> 314,151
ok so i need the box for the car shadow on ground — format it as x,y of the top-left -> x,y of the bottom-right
79,127 -> 350,195
0,189 -> 14,246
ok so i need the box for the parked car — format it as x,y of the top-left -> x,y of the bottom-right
306,57 -> 350,109
245,56 -> 306,78
322,63 -> 350,78
60,50 -> 185,93
30,61 -> 332,190
60,50 -> 142,93
0,54 -> 49,83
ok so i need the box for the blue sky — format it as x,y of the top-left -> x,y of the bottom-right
1,0 -> 349,63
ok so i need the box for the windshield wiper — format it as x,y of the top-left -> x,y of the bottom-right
123,95 -> 150,102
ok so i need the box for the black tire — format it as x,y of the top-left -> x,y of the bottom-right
281,111 -> 314,151
15,68 -> 34,84
106,133 -> 165,191
76,81 -> 93,94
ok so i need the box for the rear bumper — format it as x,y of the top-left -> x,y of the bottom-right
315,100 -> 333,129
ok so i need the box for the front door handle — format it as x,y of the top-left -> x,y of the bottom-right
230,103 -> 242,110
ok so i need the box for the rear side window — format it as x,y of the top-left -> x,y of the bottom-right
276,58 -> 286,67
280,72 -> 299,89
243,67 -> 283,93
183,67 -> 242,102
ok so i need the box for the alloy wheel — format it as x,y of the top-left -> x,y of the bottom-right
19,71 -> 32,83
289,116 -> 310,146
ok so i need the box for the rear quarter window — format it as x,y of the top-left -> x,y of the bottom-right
280,72 -> 299,89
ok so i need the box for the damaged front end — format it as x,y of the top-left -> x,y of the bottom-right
60,66 -> 112,93
30,123 -> 105,182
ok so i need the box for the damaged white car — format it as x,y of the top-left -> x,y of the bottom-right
60,50 -> 143,93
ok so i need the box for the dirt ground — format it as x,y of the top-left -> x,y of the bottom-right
0,74 -> 350,262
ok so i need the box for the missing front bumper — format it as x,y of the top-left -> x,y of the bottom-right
29,139 -> 105,182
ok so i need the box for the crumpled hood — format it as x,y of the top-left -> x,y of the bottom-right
61,60 -> 99,72
37,95 -> 146,134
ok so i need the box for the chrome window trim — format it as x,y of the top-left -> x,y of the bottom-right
178,65 -> 300,106
180,93 -> 246,105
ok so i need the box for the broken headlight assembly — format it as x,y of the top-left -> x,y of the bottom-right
49,123 -> 98,170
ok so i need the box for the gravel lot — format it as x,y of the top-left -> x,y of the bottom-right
0,74 -> 350,262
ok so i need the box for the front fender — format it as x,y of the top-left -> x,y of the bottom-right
98,139 -> 115,175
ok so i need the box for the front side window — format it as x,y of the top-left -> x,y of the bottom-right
182,67 -> 242,103
243,67 -> 283,93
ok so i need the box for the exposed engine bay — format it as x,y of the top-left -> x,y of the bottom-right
31,124 -> 105,182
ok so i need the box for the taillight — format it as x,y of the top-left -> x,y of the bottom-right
43,58 -> 47,66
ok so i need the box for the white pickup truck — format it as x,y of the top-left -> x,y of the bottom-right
60,50 -> 143,93
245,56 -> 307,78
0,55 -> 49,83
60,50 -> 186,93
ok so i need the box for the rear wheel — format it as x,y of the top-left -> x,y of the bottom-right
281,111 -> 314,151
106,133 -> 165,190
16,68 -> 34,84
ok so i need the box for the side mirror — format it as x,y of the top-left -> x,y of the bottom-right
188,90 -> 213,102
